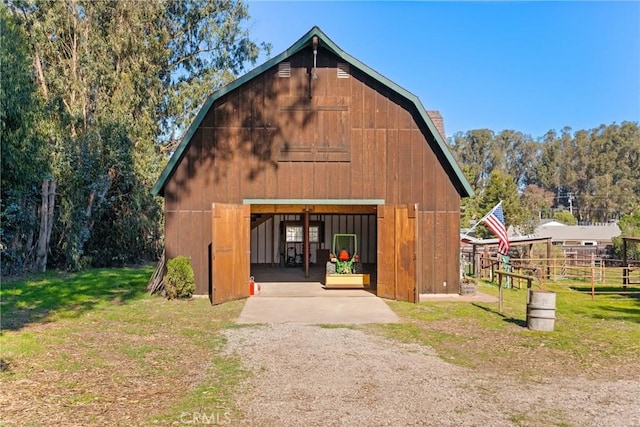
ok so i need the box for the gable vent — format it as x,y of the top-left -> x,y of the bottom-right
337,63 -> 350,79
278,62 -> 291,78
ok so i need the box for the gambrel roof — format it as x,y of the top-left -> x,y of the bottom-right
152,26 -> 473,197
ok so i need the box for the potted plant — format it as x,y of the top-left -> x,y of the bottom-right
459,275 -> 478,295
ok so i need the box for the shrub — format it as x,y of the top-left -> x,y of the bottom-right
164,256 -> 195,299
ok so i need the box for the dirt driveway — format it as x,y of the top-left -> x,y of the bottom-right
224,324 -> 640,427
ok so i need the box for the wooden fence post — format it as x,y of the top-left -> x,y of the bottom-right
498,272 -> 503,314
591,263 -> 595,300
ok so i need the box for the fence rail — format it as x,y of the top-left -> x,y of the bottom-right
471,254 -> 640,300
494,270 -> 537,313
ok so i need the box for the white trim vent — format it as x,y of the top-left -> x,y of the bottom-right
278,62 -> 291,78
337,63 -> 350,79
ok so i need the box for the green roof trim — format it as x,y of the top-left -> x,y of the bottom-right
152,26 -> 474,198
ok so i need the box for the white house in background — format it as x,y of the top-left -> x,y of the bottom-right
534,221 -> 621,247
537,219 -> 566,228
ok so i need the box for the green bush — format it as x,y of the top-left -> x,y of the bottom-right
164,256 -> 195,299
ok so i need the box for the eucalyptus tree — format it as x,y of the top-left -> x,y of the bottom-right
494,129 -> 537,189
582,122 -> 640,222
0,6 -> 49,272
450,129 -> 496,192
520,184 -> 554,220
5,0 -> 267,271
534,122 -> 639,223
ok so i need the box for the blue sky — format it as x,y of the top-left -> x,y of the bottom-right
245,1 -> 640,139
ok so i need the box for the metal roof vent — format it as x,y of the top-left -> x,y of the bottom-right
278,62 -> 291,78
337,63 -> 350,79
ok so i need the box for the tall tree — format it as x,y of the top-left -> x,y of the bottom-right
0,5 -> 51,273
450,129 -> 496,191
494,130 -> 538,189
4,0 -> 267,271
533,122 -> 640,223
521,184 -> 554,220
479,170 -> 529,232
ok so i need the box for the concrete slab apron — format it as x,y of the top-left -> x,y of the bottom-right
236,283 -> 399,324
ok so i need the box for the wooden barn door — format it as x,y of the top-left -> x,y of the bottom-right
211,203 -> 250,305
377,204 -> 417,302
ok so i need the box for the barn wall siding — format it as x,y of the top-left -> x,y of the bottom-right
166,50 -> 460,208
164,46 -> 463,295
162,209 -> 212,295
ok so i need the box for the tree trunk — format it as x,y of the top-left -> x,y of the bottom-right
35,179 -> 56,272
24,204 -> 36,269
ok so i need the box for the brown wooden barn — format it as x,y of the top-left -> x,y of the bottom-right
152,27 -> 473,304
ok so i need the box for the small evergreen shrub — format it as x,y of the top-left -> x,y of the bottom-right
164,256 -> 195,299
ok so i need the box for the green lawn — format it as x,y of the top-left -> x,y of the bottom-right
369,279 -> 640,380
1,267 -> 150,330
0,267 -> 247,426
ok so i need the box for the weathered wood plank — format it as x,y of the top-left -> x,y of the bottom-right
398,129 -> 412,203
212,204 -> 250,304
375,90 -> 387,129
398,104 -> 412,130
375,129 -> 387,199
351,73 -> 364,129
363,84 -> 376,129
434,212 -> 448,293
386,129 -> 399,204
313,162 -> 328,199
377,205 -> 396,299
420,211 -> 435,294
289,161 -> 304,198
447,211 -> 460,293
362,129 -> 376,198
395,205 -> 416,302
350,129 -> 364,198
411,130 -> 424,206
423,133 -> 436,211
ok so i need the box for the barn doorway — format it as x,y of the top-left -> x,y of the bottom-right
244,202 -> 417,302
248,203 -> 379,290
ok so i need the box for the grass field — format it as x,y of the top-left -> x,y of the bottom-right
371,279 -> 640,380
1,267 -> 247,425
2,267 -> 639,425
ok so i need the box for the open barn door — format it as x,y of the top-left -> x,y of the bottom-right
211,203 -> 250,305
377,204 -> 417,302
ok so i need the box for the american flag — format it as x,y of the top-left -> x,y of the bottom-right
482,202 -> 510,255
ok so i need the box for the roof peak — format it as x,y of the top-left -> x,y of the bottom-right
151,27 -> 473,198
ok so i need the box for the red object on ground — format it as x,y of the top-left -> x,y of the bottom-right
249,276 -> 259,295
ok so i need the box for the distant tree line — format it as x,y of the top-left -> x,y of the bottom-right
449,123 -> 640,238
1,1 -> 269,274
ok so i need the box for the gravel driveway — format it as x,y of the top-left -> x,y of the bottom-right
224,324 -> 640,427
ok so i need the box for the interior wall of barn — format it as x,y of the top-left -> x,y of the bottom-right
250,214 -> 377,265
